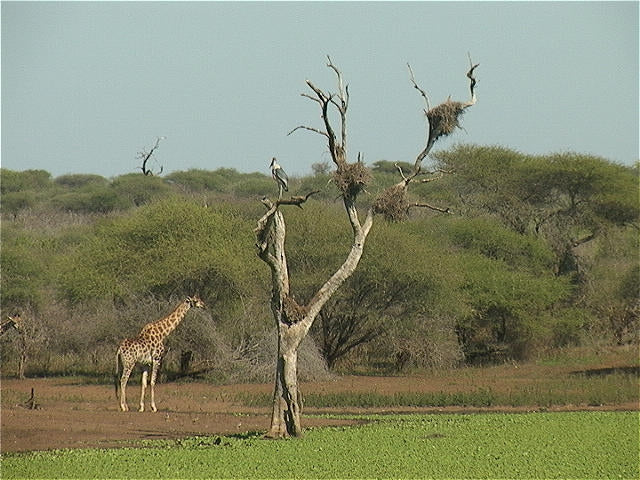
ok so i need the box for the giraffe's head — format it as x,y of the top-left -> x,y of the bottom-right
187,295 -> 206,309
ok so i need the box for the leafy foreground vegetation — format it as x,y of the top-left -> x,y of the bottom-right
3,412 -> 637,479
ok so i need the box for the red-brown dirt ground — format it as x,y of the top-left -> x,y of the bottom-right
2,368 -> 637,453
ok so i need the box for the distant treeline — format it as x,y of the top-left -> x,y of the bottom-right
1,144 -> 638,380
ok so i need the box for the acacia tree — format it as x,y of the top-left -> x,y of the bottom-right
255,56 -> 478,438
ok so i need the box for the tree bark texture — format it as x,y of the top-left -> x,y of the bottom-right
257,201 -> 372,438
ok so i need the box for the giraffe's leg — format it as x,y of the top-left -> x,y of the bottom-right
139,370 -> 148,412
119,364 -> 134,412
150,362 -> 159,412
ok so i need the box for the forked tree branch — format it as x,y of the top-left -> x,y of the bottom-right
137,136 -> 165,176
293,57 -> 349,167
466,52 -> 480,105
410,57 -> 479,175
408,63 -> 431,111
373,57 -> 478,221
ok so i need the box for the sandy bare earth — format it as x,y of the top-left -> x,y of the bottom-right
1,375 -> 636,453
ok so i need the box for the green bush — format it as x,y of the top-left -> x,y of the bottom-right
0,228 -> 54,312
1,191 -> 36,217
58,198 -> 260,306
111,173 -> 172,207
51,187 -> 123,214
232,176 -> 274,197
0,169 -> 52,194
443,217 -> 555,272
165,169 -> 232,192
455,252 -> 573,362
54,174 -> 108,189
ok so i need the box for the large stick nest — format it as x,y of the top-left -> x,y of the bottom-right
373,184 -> 410,222
333,162 -> 372,198
282,295 -> 308,325
426,99 -> 467,142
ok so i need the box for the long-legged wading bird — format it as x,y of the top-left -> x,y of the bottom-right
270,157 -> 289,199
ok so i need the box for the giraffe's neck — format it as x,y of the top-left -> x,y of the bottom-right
142,300 -> 192,341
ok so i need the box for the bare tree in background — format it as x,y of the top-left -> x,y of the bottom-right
255,55 -> 478,438
137,136 -> 165,176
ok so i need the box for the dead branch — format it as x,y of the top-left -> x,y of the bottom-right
277,190 -> 321,209
301,92 -> 322,104
420,174 -> 444,183
287,125 -> 329,139
19,388 -> 41,410
293,60 -> 349,168
137,136 -> 165,176
466,52 -> 480,104
327,55 -> 349,150
395,163 -> 409,182
373,58 -> 477,220
412,202 -> 453,214
254,191 -> 320,253
407,63 -> 431,111
419,168 -> 453,183
261,190 -> 320,209
413,58 -> 479,174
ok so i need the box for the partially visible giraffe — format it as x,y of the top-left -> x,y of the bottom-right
0,313 -> 23,336
1,313 -> 27,378
115,296 -> 206,412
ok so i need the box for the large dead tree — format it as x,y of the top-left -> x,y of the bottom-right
137,136 -> 165,176
255,56 -> 478,438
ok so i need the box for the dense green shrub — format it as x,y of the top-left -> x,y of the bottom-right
111,173 -> 172,207
0,145 -> 636,377
54,174 -> 108,189
1,191 -> 36,218
58,198 -> 260,305
165,169 -> 233,192
0,169 -> 52,194
51,187 -> 123,214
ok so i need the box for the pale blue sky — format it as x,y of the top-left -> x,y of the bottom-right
2,1 -> 638,178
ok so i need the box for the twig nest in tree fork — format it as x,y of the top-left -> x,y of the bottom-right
283,296 -> 308,324
426,100 -> 467,141
373,184 -> 410,222
333,163 -> 372,197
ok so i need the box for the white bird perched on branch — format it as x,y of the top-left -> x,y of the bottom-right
270,157 -> 289,199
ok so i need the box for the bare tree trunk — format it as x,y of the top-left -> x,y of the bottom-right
269,327 -> 302,437
257,197 -> 372,438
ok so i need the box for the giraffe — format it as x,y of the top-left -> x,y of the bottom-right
1,313 -> 27,378
0,313 -> 23,336
115,295 -> 206,412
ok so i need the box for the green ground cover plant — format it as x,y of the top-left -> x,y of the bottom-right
3,412 -> 637,479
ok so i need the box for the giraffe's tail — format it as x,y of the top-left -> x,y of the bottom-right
114,347 -> 122,399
